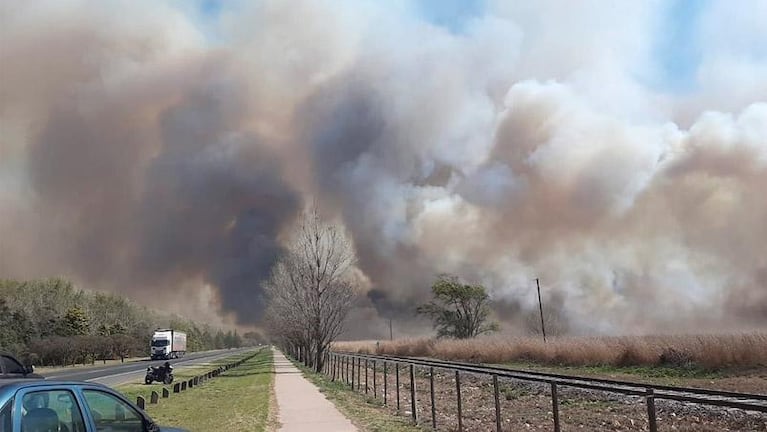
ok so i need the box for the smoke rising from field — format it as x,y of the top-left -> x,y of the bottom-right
1,0 -> 766,333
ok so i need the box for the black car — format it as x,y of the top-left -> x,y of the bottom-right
0,379 -> 187,432
0,353 -> 42,380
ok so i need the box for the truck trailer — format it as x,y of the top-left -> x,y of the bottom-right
150,329 -> 187,360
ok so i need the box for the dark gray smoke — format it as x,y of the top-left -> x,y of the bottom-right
2,0 -> 766,333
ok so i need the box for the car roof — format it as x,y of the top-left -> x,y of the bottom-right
0,379 -> 113,396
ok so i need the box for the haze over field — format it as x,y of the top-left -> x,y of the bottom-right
1,0 -> 766,335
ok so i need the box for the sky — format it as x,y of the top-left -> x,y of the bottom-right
1,0 -> 766,336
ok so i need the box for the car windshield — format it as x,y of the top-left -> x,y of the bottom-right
151,340 -> 170,347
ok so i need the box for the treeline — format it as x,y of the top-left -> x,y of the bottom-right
0,278 -> 263,366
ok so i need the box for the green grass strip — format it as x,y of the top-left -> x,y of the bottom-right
118,348 -> 273,432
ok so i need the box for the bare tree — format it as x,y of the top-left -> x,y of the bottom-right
265,206 -> 357,372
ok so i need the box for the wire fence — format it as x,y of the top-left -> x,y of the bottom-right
321,351 -> 767,432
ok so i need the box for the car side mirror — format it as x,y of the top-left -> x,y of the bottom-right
24,365 -> 34,375
144,419 -> 160,432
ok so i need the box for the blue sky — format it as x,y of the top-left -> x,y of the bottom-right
191,0 -> 707,93
653,0 -> 708,92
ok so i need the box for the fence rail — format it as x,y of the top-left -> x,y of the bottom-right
322,350 -> 766,432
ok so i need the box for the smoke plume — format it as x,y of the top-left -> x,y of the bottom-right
1,0 -> 766,333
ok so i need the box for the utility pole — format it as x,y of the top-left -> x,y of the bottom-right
536,278 -> 547,343
389,318 -> 393,341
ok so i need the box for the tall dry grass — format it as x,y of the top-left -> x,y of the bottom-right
335,333 -> 767,370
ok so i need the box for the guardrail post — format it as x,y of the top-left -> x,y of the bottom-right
430,367 -> 436,429
455,370 -> 463,432
551,382 -> 560,432
646,388 -> 658,432
162,388 -> 169,398
136,396 -> 145,409
365,359 -> 369,394
396,363 -> 401,411
493,375 -> 501,432
409,364 -> 418,424
373,360 -> 377,399
150,391 -> 159,404
383,361 -> 388,405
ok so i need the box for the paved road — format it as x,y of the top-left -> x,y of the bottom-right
41,348 -> 254,387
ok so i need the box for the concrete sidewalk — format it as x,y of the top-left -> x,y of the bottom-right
273,349 -> 357,432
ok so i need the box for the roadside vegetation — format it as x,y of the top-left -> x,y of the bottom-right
0,278 -> 262,366
119,349 -> 273,432
294,360 -> 426,432
337,333 -> 767,372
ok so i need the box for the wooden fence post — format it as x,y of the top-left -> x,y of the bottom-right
646,388 -> 658,432
383,361 -> 388,406
357,358 -> 361,392
396,363 -> 401,412
455,371 -> 463,432
331,354 -> 336,381
373,360 -> 377,399
365,359 -> 369,395
430,367 -> 436,429
551,382 -> 560,432
409,364 -> 417,424
493,375 -> 501,432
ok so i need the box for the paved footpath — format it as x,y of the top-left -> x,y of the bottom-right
273,349 -> 358,432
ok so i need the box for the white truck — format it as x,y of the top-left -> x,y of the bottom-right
150,329 -> 187,360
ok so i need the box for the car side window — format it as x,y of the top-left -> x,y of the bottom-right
82,390 -> 144,432
1,399 -> 12,432
1,355 -> 25,374
21,390 -> 87,432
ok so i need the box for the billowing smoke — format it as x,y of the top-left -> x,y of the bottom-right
1,0 -> 766,333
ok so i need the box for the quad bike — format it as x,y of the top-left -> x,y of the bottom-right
145,362 -> 174,385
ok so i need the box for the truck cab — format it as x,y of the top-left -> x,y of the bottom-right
150,330 -> 187,360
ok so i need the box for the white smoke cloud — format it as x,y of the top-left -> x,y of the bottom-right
1,0 -> 765,334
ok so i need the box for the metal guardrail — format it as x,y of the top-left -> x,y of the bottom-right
323,351 -> 767,432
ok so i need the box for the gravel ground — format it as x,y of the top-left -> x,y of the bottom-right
340,362 -> 767,431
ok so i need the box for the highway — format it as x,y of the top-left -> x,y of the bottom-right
40,348 -> 254,387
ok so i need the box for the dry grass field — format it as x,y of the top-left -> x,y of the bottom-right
335,333 -> 767,370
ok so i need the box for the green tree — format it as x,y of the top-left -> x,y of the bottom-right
233,330 -> 242,348
416,274 -> 498,339
58,306 -> 90,336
